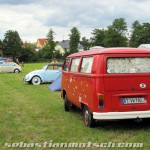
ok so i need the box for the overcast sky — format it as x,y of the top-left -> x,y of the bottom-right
0,0 -> 149,42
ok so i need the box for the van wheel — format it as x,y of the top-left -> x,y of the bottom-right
83,106 -> 95,127
64,95 -> 70,111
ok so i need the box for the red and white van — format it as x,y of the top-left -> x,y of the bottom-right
61,47 -> 150,127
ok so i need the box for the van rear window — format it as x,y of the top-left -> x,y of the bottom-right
107,57 -> 150,74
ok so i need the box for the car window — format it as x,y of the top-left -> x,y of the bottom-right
47,65 -> 58,70
63,59 -> 70,71
70,58 -> 80,72
80,57 -> 93,73
42,65 -> 47,70
107,57 -> 150,74
11,63 -> 16,66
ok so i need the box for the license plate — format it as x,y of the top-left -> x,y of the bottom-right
122,97 -> 147,104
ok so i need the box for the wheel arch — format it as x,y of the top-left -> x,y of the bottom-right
62,89 -> 66,100
31,75 -> 42,82
14,68 -> 20,73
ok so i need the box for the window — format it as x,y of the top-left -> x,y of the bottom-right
70,58 -> 80,72
107,57 -> 150,74
80,57 -> 93,73
63,59 -> 70,71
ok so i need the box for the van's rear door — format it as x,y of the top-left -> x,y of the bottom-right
104,57 -> 150,112
104,75 -> 150,111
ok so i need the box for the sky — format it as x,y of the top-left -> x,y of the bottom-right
0,0 -> 150,43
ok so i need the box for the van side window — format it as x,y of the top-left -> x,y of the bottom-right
70,58 -> 80,72
80,57 -> 93,73
63,59 -> 70,71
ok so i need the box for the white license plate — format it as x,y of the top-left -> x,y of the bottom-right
122,97 -> 147,104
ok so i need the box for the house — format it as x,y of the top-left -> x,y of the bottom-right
35,38 -> 70,55
55,44 -> 65,55
57,40 -> 70,52
36,38 -> 47,50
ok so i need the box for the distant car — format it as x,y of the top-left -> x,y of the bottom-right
0,62 -> 22,73
23,63 -> 63,85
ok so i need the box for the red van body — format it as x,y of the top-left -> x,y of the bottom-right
61,47 -> 150,127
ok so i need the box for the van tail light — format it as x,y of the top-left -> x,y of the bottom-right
98,94 -> 104,110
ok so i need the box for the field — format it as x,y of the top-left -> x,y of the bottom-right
0,63 -> 150,150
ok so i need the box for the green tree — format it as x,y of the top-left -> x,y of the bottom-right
104,27 -> 128,47
69,27 -> 80,54
104,18 -> 128,47
111,18 -> 127,35
0,39 -> 3,56
91,29 -> 106,47
80,37 -> 91,50
3,30 -> 23,60
46,28 -> 56,59
19,42 -> 38,62
129,21 -> 150,47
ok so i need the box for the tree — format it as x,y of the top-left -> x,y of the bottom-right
91,29 -> 106,47
19,42 -> 38,62
129,21 -> 150,47
0,39 -> 3,56
104,18 -> 128,47
46,28 -> 56,59
69,27 -> 80,54
80,37 -> 91,50
104,27 -> 128,47
3,30 -> 23,60
111,18 -> 127,35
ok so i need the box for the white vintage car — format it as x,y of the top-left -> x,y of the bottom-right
23,63 -> 62,85
0,62 -> 22,73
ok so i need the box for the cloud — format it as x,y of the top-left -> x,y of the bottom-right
0,0 -> 150,42
0,0 -> 36,5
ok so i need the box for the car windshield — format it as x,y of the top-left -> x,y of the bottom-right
42,65 -> 47,70
107,57 -> 150,74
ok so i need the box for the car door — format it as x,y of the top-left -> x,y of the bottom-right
1,63 -> 12,72
44,65 -> 61,82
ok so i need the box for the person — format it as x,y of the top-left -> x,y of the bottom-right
51,58 -> 58,69
51,58 -> 58,64
16,58 -> 19,65
21,61 -> 24,67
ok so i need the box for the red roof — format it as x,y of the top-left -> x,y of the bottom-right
68,47 -> 150,58
37,38 -> 47,46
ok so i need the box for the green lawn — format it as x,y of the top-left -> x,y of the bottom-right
0,63 -> 150,150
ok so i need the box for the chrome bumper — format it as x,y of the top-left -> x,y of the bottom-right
93,111 -> 150,120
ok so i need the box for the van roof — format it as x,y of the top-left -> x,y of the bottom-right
67,47 -> 150,58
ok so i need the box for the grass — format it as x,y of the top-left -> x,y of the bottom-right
0,63 -> 150,149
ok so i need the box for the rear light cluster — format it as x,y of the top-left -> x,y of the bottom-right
98,94 -> 104,110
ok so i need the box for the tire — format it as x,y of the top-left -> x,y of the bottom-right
14,69 -> 20,73
31,76 -> 41,85
83,105 -> 95,127
64,95 -> 70,111
28,81 -> 32,84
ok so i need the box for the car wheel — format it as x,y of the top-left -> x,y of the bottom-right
31,76 -> 41,85
64,95 -> 70,111
14,69 -> 20,73
83,105 -> 95,127
28,81 -> 32,84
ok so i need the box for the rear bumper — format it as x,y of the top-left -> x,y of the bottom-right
93,111 -> 150,120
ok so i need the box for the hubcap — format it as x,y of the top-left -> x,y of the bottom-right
84,110 -> 89,125
34,78 -> 38,83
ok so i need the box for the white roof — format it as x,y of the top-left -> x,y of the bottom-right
90,46 -> 104,50
138,44 -> 150,49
